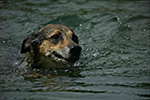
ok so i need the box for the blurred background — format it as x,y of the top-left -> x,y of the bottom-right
0,0 -> 150,100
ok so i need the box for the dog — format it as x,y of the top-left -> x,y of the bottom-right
20,24 -> 82,68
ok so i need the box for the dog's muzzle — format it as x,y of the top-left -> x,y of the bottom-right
50,44 -> 82,64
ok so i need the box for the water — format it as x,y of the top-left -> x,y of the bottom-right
0,0 -> 150,100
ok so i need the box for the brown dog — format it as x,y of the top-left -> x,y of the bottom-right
20,24 -> 82,68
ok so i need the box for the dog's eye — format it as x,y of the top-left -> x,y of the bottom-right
51,34 -> 60,40
50,33 -> 61,44
72,34 -> 78,44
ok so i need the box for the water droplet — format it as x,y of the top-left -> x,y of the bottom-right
116,16 -> 120,21
126,37 -> 130,40
120,51 -> 124,54
124,36 -> 130,40
92,52 -> 99,57
142,29 -> 146,31
14,61 -> 19,65
2,41 -> 5,44
145,50 -> 149,53
119,22 -> 122,24
124,24 -> 129,27
92,53 -> 97,57
65,69 -> 68,72
54,70 -> 57,74
79,24 -> 82,26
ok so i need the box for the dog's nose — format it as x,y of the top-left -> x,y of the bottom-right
68,44 -> 82,55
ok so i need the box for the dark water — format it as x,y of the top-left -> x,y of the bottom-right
0,0 -> 150,100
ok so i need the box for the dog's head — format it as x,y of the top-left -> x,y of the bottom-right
21,24 -> 82,67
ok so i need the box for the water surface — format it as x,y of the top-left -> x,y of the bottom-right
0,0 -> 150,100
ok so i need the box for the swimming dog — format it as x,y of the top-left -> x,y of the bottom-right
20,24 -> 82,68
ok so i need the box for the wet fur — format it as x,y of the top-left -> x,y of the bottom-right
20,24 -> 81,68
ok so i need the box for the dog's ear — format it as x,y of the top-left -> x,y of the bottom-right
21,33 -> 39,53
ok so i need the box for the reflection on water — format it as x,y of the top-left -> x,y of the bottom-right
0,0 -> 150,100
